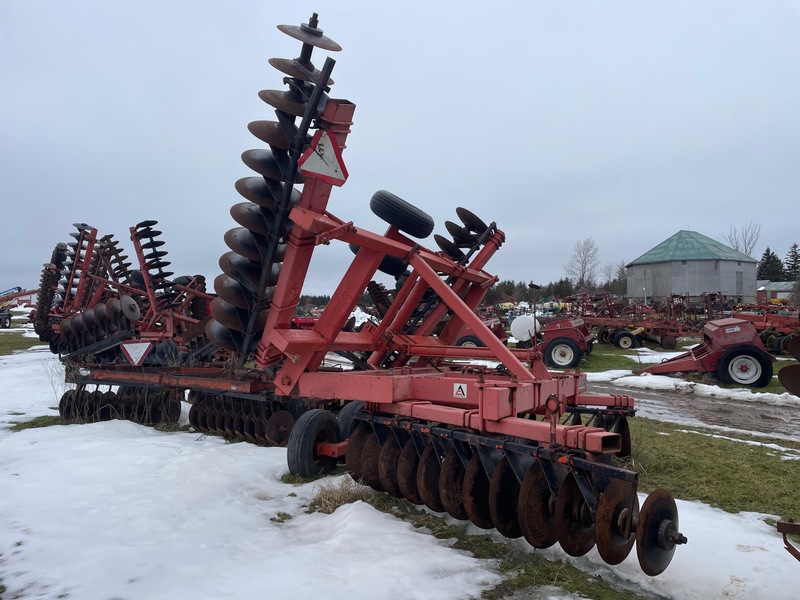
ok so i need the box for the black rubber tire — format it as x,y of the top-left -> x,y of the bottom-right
287,409 -> 340,477
338,400 -> 365,439
543,337 -> 582,369
455,335 -> 484,348
613,331 -> 638,350
369,190 -> 434,239
348,243 -> 408,277
288,398 -> 310,421
0,316 -> 10,329
716,345 -> 773,388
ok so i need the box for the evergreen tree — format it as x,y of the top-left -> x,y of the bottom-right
756,247 -> 785,281
784,243 -> 799,281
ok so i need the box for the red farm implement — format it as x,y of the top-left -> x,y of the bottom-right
33,14 -> 686,575
731,310 -> 800,355
639,317 -> 776,388
0,286 -> 37,329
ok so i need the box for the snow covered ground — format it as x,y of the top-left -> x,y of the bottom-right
1,340 -> 798,599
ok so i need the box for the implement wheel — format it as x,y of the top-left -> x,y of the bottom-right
544,337 -> 582,369
287,409 -> 340,477
369,190 -> 434,239
716,345 -> 773,388
613,331 -> 638,350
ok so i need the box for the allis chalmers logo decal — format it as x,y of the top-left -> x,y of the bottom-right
453,383 -> 468,399
724,326 -> 741,334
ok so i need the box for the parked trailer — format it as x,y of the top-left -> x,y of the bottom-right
639,317 -> 775,387
33,14 -> 686,575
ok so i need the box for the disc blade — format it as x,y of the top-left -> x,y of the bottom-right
397,440 -> 422,505
417,443 -> 444,512
554,471 -> 596,557
462,453 -> 493,529
518,460 -> 557,549
596,479 -> 639,565
360,433 -> 384,491
488,457 -> 522,538
456,207 -> 488,234
439,447 -> 468,520
378,435 -> 404,498
265,409 -> 294,446
778,364 -> 800,397
636,488 -> 683,576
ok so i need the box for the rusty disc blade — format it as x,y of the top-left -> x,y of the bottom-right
58,389 -> 74,420
554,471 -> 596,557
786,335 -> 800,361
119,295 -> 141,322
204,319 -> 244,353
345,421 -> 371,480
234,177 -> 277,209
518,460 -> 557,549
188,403 -> 199,429
360,433 -> 384,491
778,364 -> 800,396
445,220 -> 477,246
267,57 -> 334,86
247,119 -> 291,149
224,227 -> 266,262
276,22 -> 341,51
209,298 -> 245,331
223,403 -> 237,438
636,489 -> 681,576
488,457 -> 522,539
456,207 -> 488,235
417,443 -> 444,512
434,234 -> 465,261
596,479 -> 639,565
218,251 -> 262,287
214,274 -> 253,310
242,148 -> 295,182
397,439 -> 423,505
463,453 -> 493,529
378,435 -> 404,498
230,203 -> 273,237
258,89 -> 307,118
265,409 -> 294,446
439,447 -> 468,520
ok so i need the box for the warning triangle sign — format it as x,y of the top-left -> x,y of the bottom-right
121,341 -> 152,366
298,130 -> 349,186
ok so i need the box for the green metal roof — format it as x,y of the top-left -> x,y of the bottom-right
627,230 -> 756,266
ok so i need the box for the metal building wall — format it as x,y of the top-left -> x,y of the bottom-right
626,260 -> 757,302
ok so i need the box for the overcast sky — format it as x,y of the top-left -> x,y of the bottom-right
2,0 -> 798,297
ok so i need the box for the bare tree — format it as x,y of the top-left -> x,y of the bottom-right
601,259 -> 626,284
600,259 -> 627,296
564,238 -> 600,288
723,221 -> 761,256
